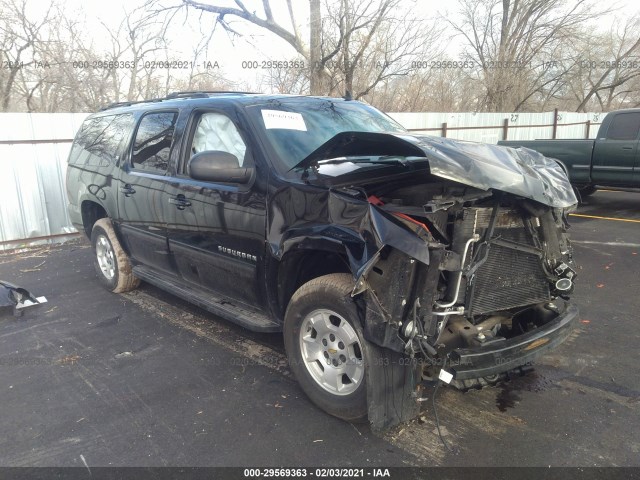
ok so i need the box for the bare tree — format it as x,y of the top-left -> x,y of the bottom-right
3,0 -> 239,112
97,6 -> 175,103
145,0 -> 322,90
0,0 -> 60,111
369,67 -> 479,112
262,60 -> 310,94
568,15 -> 640,111
5,0 -> 638,113
16,6 -> 110,112
309,0 -> 323,93
318,0 -> 437,99
449,0 -> 600,112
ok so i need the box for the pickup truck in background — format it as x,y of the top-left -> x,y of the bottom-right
499,109 -> 640,197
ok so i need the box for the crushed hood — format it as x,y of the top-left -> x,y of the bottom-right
298,132 -> 577,208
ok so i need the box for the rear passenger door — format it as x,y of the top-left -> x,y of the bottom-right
592,112 -> 640,185
67,113 -> 134,228
116,110 -> 178,273
162,109 -> 267,308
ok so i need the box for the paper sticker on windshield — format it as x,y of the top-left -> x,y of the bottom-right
261,110 -> 307,131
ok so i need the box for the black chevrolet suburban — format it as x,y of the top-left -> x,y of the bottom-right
66,92 -> 579,429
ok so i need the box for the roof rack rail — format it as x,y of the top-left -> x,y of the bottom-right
99,97 -> 164,111
99,90 -> 261,111
165,90 -> 260,99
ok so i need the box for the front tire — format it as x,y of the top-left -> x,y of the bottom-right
284,273 -> 368,422
91,218 -> 140,293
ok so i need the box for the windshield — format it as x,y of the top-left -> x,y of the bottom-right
247,99 -> 406,171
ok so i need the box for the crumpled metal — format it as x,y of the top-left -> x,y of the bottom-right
268,189 -> 432,274
412,135 -> 577,208
300,132 -> 578,208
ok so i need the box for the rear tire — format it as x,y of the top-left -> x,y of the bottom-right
284,273 -> 368,422
91,218 -> 140,293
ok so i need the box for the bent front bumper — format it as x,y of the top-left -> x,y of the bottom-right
447,304 -> 579,380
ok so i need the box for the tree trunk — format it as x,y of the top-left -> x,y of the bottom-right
309,0 -> 322,95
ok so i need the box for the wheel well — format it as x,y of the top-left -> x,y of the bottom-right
278,250 -> 352,317
81,201 -> 107,238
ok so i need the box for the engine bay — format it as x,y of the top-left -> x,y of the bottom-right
354,177 -> 578,380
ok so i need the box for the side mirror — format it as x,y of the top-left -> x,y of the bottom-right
188,151 -> 254,184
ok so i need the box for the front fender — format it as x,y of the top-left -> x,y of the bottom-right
269,186 -> 429,280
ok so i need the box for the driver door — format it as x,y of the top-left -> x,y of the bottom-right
162,109 -> 267,307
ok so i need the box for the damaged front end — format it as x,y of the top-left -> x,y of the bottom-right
272,131 -> 580,428
301,133 -> 579,389
358,192 -> 578,389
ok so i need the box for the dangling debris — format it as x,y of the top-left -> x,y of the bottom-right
0,280 -> 47,317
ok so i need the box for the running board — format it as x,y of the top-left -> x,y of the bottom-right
132,265 -> 282,333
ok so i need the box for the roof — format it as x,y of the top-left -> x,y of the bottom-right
96,91 -> 348,115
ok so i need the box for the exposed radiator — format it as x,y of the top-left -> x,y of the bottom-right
451,207 -> 550,317
467,241 -> 550,316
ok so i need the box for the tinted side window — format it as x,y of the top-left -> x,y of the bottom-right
186,112 -> 248,174
132,112 -> 178,173
69,114 -> 134,166
606,113 -> 640,140
178,111 -> 253,175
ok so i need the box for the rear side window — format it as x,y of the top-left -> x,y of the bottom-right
605,113 -> 640,140
132,112 -> 178,173
69,114 -> 134,166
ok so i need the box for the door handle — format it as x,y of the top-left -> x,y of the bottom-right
169,195 -> 192,210
622,146 -> 633,150
120,184 -> 136,196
